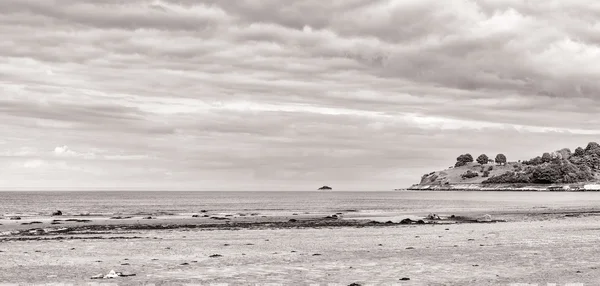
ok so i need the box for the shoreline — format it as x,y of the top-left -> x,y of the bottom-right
3,208 -> 600,284
407,182 -> 600,191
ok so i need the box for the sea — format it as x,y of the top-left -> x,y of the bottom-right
3,191 -> 600,218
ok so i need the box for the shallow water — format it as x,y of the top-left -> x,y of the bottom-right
2,191 -> 600,217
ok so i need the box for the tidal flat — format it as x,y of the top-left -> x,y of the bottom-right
1,208 -> 600,285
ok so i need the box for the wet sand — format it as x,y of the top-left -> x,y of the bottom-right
1,209 -> 599,285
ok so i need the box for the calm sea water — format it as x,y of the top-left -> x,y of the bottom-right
2,191 -> 600,217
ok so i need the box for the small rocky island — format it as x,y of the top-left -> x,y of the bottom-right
408,142 -> 600,191
318,186 -> 332,190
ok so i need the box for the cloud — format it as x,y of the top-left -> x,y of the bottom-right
1,0 -> 600,190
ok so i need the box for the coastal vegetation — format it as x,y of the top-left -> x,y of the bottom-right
417,142 -> 600,186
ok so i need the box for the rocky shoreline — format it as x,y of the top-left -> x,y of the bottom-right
407,183 -> 600,191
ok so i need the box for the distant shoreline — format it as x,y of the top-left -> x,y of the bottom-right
407,183 -> 600,192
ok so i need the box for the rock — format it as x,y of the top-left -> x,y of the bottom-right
385,221 -> 394,224
52,210 -> 63,216
91,274 -> 104,279
348,283 -> 362,286
192,215 -> 200,218
200,210 -> 207,213
312,253 -> 322,256
209,254 -> 222,258
318,186 -> 332,190
399,218 -> 414,224
416,220 -> 425,224
10,217 -> 21,220
427,213 -> 441,220
400,277 -> 410,281
288,219 -> 298,222
180,263 -> 189,266
143,216 -> 153,220
477,214 -> 493,222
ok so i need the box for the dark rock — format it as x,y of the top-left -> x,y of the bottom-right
406,247 -> 415,250
416,220 -> 425,224
192,215 -> 200,218
318,186 -> 332,190
312,253 -> 322,256
200,210 -> 207,213
288,219 -> 298,222
110,216 -> 132,220
65,219 -> 91,223
143,216 -> 153,219
348,283 -> 362,286
209,254 -> 222,258
399,218 -> 414,224
385,221 -> 394,224
10,217 -> 21,220
52,210 -> 62,216
400,277 -> 410,281
180,263 -> 189,266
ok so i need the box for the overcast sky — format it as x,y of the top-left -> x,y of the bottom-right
2,0 -> 600,191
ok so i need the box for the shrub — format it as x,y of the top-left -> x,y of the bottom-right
461,170 -> 479,179
482,171 -> 531,184
574,147 -> 585,156
523,156 -> 543,166
482,170 -> 490,177
476,154 -> 489,165
488,166 -> 493,171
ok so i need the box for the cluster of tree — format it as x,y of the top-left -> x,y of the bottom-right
482,142 -> 600,184
455,153 -> 506,167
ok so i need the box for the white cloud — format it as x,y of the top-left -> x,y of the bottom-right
2,0 -> 600,190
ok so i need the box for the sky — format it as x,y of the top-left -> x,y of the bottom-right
2,0 -> 600,191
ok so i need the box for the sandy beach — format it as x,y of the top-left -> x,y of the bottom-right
1,207 -> 599,285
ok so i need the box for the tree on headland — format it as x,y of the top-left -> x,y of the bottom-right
455,153 -> 474,167
541,152 -> 552,163
495,154 -> 507,165
585,142 -> 600,153
476,154 -> 489,165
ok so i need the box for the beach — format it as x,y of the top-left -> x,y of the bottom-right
1,191 -> 600,285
